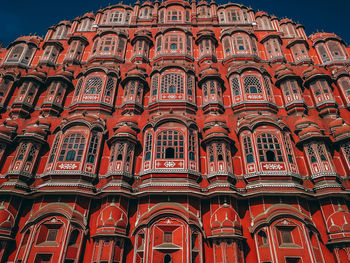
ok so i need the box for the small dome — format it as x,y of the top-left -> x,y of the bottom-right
333,124 -> 350,142
203,115 -> 226,126
115,125 -> 137,137
280,18 -> 294,25
125,66 -> 146,79
294,116 -> 320,132
298,126 -> 323,141
96,204 -> 128,235
210,205 -> 242,236
0,208 -> 14,230
82,12 -> 95,19
55,69 -> 74,80
25,126 -> 47,137
275,64 -> 295,81
302,66 -> 329,84
255,11 -> 268,18
329,117 -> 344,130
327,211 -> 350,233
199,66 -> 221,80
205,126 -> 228,137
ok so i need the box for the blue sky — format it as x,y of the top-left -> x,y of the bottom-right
0,0 -> 348,47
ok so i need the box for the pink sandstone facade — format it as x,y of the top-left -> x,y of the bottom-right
0,1 -> 349,262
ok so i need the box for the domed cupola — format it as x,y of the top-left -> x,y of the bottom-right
294,117 -> 326,145
0,119 -> 18,144
0,203 -> 15,238
329,117 -> 350,143
210,203 -> 242,237
96,202 -> 128,237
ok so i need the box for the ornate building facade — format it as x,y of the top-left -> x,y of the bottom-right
0,0 -> 349,262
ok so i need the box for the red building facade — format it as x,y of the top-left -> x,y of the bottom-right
0,1 -> 349,262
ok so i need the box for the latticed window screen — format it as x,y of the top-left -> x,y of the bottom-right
317,45 -> 330,62
27,145 -> 37,163
189,133 -> 196,161
283,134 -> 294,164
256,133 -> 283,162
104,77 -> 114,97
74,78 -> 84,96
110,11 -> 123,23
48,136 -> 60,163
87,132 -> 99,164
99,36 -> 116,52
264,76 -> 272,96
0,78 -> 11,98
231,77 -> 241,96
340,77 -> 350,96
306,144 -> 317,163
17,143 -> 28,161
209,80 -> 215,95
145,133 -> 153,161
227,9 -> 241,22
327,41 -> 344,57
342,142 -> 350,163
316,143 -> 327,161
243,136 -> 254,163
187,74 -> 193,95
244,76 -> 262,94
7,46 -> 24,62
203,82 -> 208,96
160,73 -> 184,94
208,145 -> 214,162
58,133 -> 86,162
167,10 -> 182,21
165,35 -> 183,50
84,77 -> 103,95
116,143 -> 125,161
152,75 -> 159,95
156,130 -> 184,159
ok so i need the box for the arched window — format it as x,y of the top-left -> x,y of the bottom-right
160,73 -> 184,94
257,230 -> 268,246
256,133 -> 283,162
84,77 -> 103,95
68,229 -> 79,246
291,43 -> 309,62
281,79 -> 302,104
152,75 -> 159,96
164,254 -> 171,263
244,76 -> 262,94
58,133 -> 85,162
264,38 -> 282,60
316,44 -> 331,63
156,130 -> 184,159
232,35 -> 250,53
48,136 -> 60,164
7,45 -> 24,62
167,10 -> 182,22
145,133 -> 153,161
283,134 -> 295,164
164,35 -> 183,52
243,136 -> 254,164
310,79 -> 334,104
327,40 -> 345,58
87,132 -> 99,164
65,40 -> 85,62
